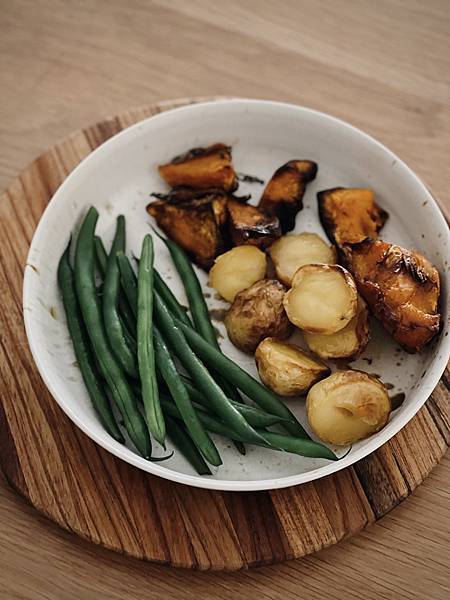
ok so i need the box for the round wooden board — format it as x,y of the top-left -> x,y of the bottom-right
0,98 -> 449,571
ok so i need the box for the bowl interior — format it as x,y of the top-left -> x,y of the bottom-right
23,100 -> 450,491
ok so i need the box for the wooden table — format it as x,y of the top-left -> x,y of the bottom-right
1,1 -> 449,598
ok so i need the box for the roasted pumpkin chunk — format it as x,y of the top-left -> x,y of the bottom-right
318,187 -> 388,247
227,199 -> 281,249
158,144 -> 238,192
147,196 -> 228,269
343,239 -> 440,352
258,160 -> 318,232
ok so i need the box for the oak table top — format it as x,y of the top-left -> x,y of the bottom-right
1,1 -> 449,598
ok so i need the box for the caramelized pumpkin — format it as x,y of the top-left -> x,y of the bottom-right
258,160 -> 318,232
318,187 -> 388,247
147,195 -> 228,269
227,199 -> 281,249
158,144 -> 238,192
343,239 -> 441,352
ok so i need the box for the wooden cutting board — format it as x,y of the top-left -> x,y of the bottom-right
0,98 -> 448,571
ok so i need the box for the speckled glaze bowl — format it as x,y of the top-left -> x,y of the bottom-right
23,100 -> 450,491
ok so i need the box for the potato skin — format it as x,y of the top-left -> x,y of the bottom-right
343,239 -> 441,352
306,370 -> 391,445
304,296 -> 370,360
225,280 -> 293,353
255,338 -> 330,396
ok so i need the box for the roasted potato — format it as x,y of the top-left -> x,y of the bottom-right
343,239 -> 441,352
283,264 -> 358,334
304,296 -> 370,360
158,143 -> 238,191
209,246 -> 267,303
269,232 -> 337,286
255,338 -> 330,396
147,196 -> 228,269
259,160 -> 318,232
227,199 -> 281,249
306,370 -> 391,445
318,187 -> 388,247
225,279 -> 292,352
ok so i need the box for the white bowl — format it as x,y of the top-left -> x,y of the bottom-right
23,99 -> 450,491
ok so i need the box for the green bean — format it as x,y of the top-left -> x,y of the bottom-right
178,375 -> 289,428
95,236 -> 137,347
161,398 -> 337,461
116,251 -> 138,316
165,414 -> 212,475
74,207 -> 151,458
156,234 -> 215,339
137,235 -> 165,446
174,319 -> 308,438
154,269 -> 192,328
119,248 -> 241,453
154,328 -> 221,466
57,241 -> 124,443
94,236 -> 108,274
102,217 -> 138,377
156,232 -> 242,404
154,291 -> 268,446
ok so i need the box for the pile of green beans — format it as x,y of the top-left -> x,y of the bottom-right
156,232 -> 243,404
72,208 -> 151,458
160,397 -> 337,461
102,217 -> 137,377
58,241 -> 124,443
58,207 -> 339,473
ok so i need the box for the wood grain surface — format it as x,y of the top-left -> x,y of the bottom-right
1,0 -> 449,598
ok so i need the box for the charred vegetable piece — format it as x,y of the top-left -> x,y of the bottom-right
304,296 -> 370,360
307,370 -> 391,445
147,197 -> 227,269
258,160 -> 318,232
255,338 -> 330,397
225,279 -> 292,353
283,264 -> 358,334
151,186 -> 224,204
343,239 -> 441,352
209,246 -> 267,303
318,187 -> 388,247
227,199 -> 281,249
158,144 -> 238,191
269,232 -> 337,286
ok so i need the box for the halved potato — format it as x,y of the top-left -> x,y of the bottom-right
283,264 -> 358,334
317,187 -> 388,247
306,370 -> 391,445
158,143 -> 238,191
343,239 -> 441,352
304,296 -> 370,360
255,338 -> 330,396
259,160 -> 318,232
269,232 -> 337,286
227,199 -> 281,249
147,197 -> 227,269
225,280 -> 292,352
209,246 -> 267,303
